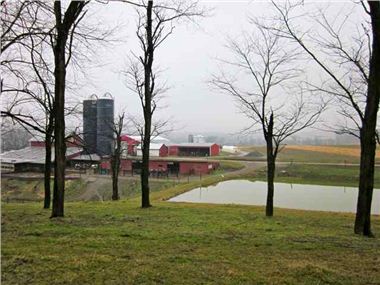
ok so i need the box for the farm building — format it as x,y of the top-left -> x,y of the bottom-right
99,159 -> 133,175
178,161 -> 219,175
136,143 -> 168,157
0,143 -> 82,172
121,135 -> 170,156
98,157 -> 219,176
121,135 -> 140,156
166,143 -> 220,157
222,145 -> 239,154
67,153 -> 101,169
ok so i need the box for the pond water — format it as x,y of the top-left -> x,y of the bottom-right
169,180 -> 380,214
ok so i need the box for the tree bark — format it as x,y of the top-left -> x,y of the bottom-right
266,150 -> 275,217
51,2 -> 67,218
43,131 -> 52,209
111,164 -> 120,200
355,132 -> 376,235
354,1 -> 380,236
141,0 -> 153,209
51,35 -> 66,217
265,113 -> 275,217
141,131 -> 151,207
111,138 -> 121,201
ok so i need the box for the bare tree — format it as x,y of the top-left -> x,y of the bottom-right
1,1 -> 88,215
210,22 -> 325,217
110,112 -> 127,201
1,1 -> 49,55
51,1 -> 88,217
28,34 -> 55,209
123,0 -> 205,208
2,2 -> 56,209
270,0 -> 380,236
2,1 -> 114,215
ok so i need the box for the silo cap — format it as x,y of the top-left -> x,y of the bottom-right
103,92 -> 113,99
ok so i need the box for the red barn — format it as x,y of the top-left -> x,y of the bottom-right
100,159 -> 132,174
167,143 -> 220,157
179,161 -> 219,175
149,160 -> 168,171
120,159 -> 133,171
121,135 -> 140,155
168,145 -> 179,156
159,144 -> 169,157
98,157 -> 219,176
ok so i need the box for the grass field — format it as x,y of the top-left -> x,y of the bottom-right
234,145 -> 380,164
2,191 -> 380,284
3,156 -> 380,284
252,164 -> 380,188
285,145 -> 363,157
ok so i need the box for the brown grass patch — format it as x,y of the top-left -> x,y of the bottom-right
285,145 -> 380,158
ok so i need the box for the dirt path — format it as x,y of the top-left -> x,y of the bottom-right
78,176 -> 107,201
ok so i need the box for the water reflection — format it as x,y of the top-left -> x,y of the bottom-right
169,180 -> 380,214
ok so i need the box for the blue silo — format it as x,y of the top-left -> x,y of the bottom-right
96,94 -> 114,156
83,96 -> 98,154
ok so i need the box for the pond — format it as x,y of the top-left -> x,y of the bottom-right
169,180 -> 380,214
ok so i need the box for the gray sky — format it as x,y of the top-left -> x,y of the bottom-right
77,0 -> 366,136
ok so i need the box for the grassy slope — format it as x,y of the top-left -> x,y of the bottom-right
254,164 -> 380,188
2,200 -> 380,285
1,178 -> 176,203
216,149 -> 363,164
3,161 -> 380,284
230,145 -> 373,164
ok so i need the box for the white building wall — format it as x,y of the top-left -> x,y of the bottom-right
137,148 -> 160,157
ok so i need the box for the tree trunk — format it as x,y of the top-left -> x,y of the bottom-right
141,0 -> 153,209
141,107 -> 152,207
141,136 -> 151,207
112,166 -> 119,200
354,1 -> 380,236
43,133 -> 52,209
265,113 -> 275,217
50,1 -> 86,217
51,6 -> 67,217
51,43 -> 66,217
355,133 -> 376,235
111,150 -> 120,201
266,150 -> 275,217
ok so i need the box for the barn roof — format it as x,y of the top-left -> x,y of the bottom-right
168,143 -> 217,148
70,153 -> 101,162
0,147 -> 83,164
121,135 -> 170,144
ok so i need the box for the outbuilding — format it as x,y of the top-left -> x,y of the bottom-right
167,143 -> 220,157
137,143 -> 168,157
178,161 -> 219,175
0,144 -> 83,173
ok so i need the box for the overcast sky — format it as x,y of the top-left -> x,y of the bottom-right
76,0 -> 366,136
